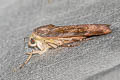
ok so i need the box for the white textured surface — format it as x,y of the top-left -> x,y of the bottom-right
0,0 -> 120,80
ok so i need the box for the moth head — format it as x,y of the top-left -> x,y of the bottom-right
28,36 -> 37,47
28,33 -> 45,48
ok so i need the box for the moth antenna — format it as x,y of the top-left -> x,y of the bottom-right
24,37 -> 29,51
24,37 -> 29,42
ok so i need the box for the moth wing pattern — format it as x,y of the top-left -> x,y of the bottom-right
32,24 -> 111,47
33,24 -> 111,38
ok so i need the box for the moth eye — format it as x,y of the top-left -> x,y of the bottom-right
31,38 -> 35,44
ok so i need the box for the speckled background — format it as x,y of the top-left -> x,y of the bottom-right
0,0 -> 120,80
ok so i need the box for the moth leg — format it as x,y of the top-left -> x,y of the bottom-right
47,43 -> 58,48
26,47 -> 49,55
20,48 -> 48,69
19,50 -> 33,69
19,47 -> 48,69
32,49 -> 48,55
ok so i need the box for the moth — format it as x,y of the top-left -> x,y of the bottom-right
19,24 -> 112,69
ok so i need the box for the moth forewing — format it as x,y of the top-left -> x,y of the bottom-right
18,24 -> 111,69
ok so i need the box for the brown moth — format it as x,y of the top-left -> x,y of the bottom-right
19,24 -> 112,69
